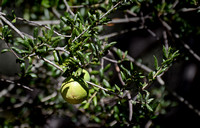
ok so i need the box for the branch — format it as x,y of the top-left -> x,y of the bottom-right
0,78 -> 34,91
63,0 -> 75,16
41,92 -> 57,102
181,42 -> 200,61
86,81 -> 121,98
174,33 -> 200,62
99,26 -> 142,40
28,20 -> 60,25
0,14 -> 24,39
100,1 -> 122,20
16,17 -> 71,38
86,81 -> 110,92
51,7 -> 61,18
71,26 -> 90,44
40,56 -> 64,72
163,30 -> 169,50
4,41 -> 20,59
179,7 -> 200,12
0,11 -> 69,38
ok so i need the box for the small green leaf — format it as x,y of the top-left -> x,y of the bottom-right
104,42 -> 117,51
148,71 -> 154,81
99,68 -> 104,79
29,73 -> 37,78
34,28 -> 39,39
116,49 -> 123,59
120,71 -> 126,81
93,96 -> 97,106
41,0 -> 50,8
12,18 -> 16,23
147,98 -> 154,104
11,47 -> 22,54
53,50 -> 59,62
146,104 -> 153,112
74,68 -> 83,77
77,51 -> 85,64
115,84 -> 120,91
163,46 -> 168,59
153,55 -> 159,70
103,63 -> 111,72
130,62 -> 134,71
90,70 -> 99,75
120,65 -> 131,76
103,79 -> 110,88
83,102 -> 90,109
1,49 -> 10,53
93,116 -> 101,123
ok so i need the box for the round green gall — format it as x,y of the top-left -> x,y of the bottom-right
60,77 -> 89,104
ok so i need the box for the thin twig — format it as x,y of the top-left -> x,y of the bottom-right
51,7 -> 61,18
86,81 -> 109,92
163,31 -> 169,50
108,17 -> 146,24
126,90 -> 133,121
28,20 -> 60,25
99,27 -> 142,40
71,26 -> 90,44
63,0 -> 75,16
125,10 -> 137,17
103,56 -> 118,63
0,84 -> 14,97
0,11 -> 70,38
4,42 -> 20,58
174,33 -> 200,62
16,17 -> 71,38
0,14 -> 24,38
179,7 -> 200,12
0,78 -> 34,91
86,81 -> 121,97
100,1 -> 122,20
70,5 -> 84,8
41,92 -> 57,102
40,56 -> 64,72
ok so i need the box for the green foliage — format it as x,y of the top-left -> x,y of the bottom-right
1,0 -> 195,127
